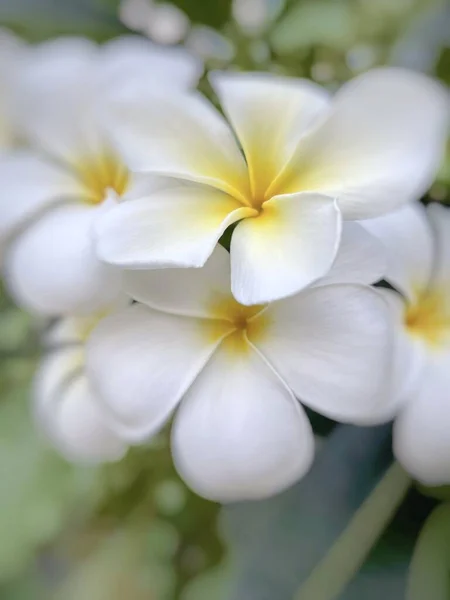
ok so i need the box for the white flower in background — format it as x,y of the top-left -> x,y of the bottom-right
362,203 -> 450,485
87,228 -> 392,502
34,309 -> 128,463
96,68 -> 448,306
0,35 -> 202,316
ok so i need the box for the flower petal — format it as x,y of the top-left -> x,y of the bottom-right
210,71 -> 330,199
172,337 -> 314,502
86,304 -> 229,442
427,203 -> 450,289
34,351 -> 127,463
379,288 -> 425,415
318,222 -> 386,286
124,245 -> 234,319
394,359 -> 450,485
230,192 -> 341,305
253,284 -> 394,423
100,34 -> 203,90
16,37 -> 103,163
0,151 -> 82,244
360,203 -> 434,302
105,87 -> 250,202
271,68 -> 449,218
95,181 -> 256,268
4,203 -> 123,316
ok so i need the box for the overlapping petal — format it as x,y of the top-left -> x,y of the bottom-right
0,151 -> 82,244
95,181 -> 256,268
316,222 -> 386,286
124,245 -> 234,319
34,349 -> 127,463
361,203 -> 434,302
210,71 -> 330,199
270,68 -> 449,218
172,337 -> 314,502
230,192 -> 341,305
4,203 -> 123,315
104,88 -> 251,202
16,37 -> 102,163
86,304 -> 232,442
394,358 -> 450,485
252,284 -> 394,423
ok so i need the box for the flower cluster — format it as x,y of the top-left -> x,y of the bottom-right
0,32 -> 449,502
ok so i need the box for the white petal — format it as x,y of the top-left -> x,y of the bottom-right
360,203 -> 434,302
230,193 -> 341,305
210,71 -> 330,198
394,359 -> 450,485
318,222 -> 386,286
124,245 -> 234,319
34,351 -> 127,463
86,304 -> 229,442
427,203 -> 450,289
100,34 -> 202,91
105,87 -> 250,202
95,182 -> 256,268
272,68 -> 449,218
254,284 -> 394,423
16,37 -> 103,163
0,152 -> 82,244
172,338 -> 314,502
378,288 -> 425,417
4,203 -> 123,316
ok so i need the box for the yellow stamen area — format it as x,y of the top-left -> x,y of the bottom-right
405,288 -> 450,349
73,150 -> 129,205
201,295 -> 271,356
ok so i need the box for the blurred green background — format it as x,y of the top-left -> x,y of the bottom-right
0,0 -> 449,598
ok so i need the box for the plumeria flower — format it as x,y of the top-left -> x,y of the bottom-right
362,203 -> 450,485
34,308 -> 129,463
0,35 -> 202,315
86,227 -> 392,501
96,68 -> 448,305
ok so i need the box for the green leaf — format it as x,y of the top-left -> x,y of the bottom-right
0,0 -> 127,42
340,487 -> 434,600
270,0 -> 357,55
169,0 -> 231,28
407,503 -> 450,600
221,424 -> 396,600
0,386 -> 102,579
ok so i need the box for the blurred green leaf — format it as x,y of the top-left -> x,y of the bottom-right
0,387 -> 102,580
407,503 -> 450,600
182,558 -> 232,600
221,424 -> 397,600
340,487 -> 434,600
0,0 -> 127,42
270,0 -> 356,55
169,0 -> 231,28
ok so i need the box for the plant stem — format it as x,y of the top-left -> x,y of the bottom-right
294,462 -> 411,600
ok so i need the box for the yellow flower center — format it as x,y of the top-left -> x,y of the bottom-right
405,288 -> 450,349
74,150 -> 129,205
203,296 -> 270,355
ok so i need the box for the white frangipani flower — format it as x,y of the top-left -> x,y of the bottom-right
362,203 -> 450,485
0,36 -> 202,316
86,228 -> 392,502
34,310 -> 128,463
96,68 -> 448,305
